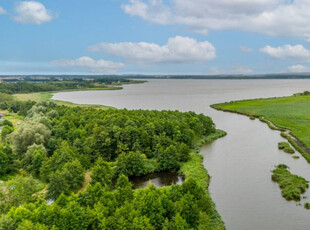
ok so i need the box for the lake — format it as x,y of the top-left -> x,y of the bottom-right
53,79 -> 310,230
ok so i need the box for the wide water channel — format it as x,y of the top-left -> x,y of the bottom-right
54,79 -> 310,230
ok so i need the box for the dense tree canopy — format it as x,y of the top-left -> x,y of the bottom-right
0,92 -> 223,229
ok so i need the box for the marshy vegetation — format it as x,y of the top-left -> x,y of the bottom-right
272,164 -> 309,201
278,142 -> 295,154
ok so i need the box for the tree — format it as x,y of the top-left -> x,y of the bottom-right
22,144 -> 47,177
91,158 -> 112,188
1,125 -> 13,142
16,220 -> 50,230
178,143 -> 190,162
162,213 -> 189,230
62,159 -> 84,191
46,171 -> 70,200
115,151 -> 147,177
9,121 -> 51,156
0,150 -> 8,176
115,175 -> 133,206
157,145 -> 179,171
136,185 -> 166,229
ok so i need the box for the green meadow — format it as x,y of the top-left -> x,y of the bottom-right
212,93 -> 310,152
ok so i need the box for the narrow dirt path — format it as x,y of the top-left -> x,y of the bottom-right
261,116 -> 310,154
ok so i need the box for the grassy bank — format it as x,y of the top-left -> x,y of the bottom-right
180,129 -> 227,229
14,91 -> 115,110
211,94 -> 310,162
272,164 -> 309,201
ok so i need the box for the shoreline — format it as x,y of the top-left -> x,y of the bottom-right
180,129 -> 227,229
211,104 -> 310,163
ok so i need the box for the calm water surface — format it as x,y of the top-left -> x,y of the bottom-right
54,79 -> 310,230
130,172 -> 184,189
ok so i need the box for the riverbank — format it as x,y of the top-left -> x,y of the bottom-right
13,90 -> 118,110
211,93 -> 310,163
180,130 -> 227,229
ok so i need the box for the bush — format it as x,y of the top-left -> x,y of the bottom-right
272,164 -> 309,201
278,142 -> 295,154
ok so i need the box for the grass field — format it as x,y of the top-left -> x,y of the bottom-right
14,91 -> 115,110
212,94 -> 310,153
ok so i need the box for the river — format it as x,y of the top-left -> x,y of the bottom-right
53,79 -> 310,230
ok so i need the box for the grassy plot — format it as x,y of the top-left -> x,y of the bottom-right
14,92 -> 115,110
272,164 -> 309,201
0,110 -> 23,128
212,93 -> 310,160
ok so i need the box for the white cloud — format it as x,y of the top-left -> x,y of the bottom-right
122,0 -> 310,41
13,1 -> 56,25
240,46 -> 253,53
287,65 -> 310,73
0,6 -> 6,15
209,65 -> 253,75
52,57 -> 124,73
260,44 -> 310,61
89,36 -> 216,64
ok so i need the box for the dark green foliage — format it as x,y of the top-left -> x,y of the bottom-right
272,164 -> 309,201
304,203 -> 310,209
22,144 -> 47,177
278,142 -> 295,154
1,125 -> 14,142
90,158 -> 112,187
46,160 -> 84,200
115,175 -> 133,205
178,143 -> 190,162
0,150 -> 9,175
0,119 -> 13,127
0,80 -> 114,94
157,145 -> 180,171
301,91 -> 310,95
0,94 -> 221,229
0,175 -> 220,230
115,151 -> 148,177
0,145 -> 14,176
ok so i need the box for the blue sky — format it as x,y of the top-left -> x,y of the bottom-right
1,0 -> 310,75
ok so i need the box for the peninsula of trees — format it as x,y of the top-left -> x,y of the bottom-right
0,78 -> 225,230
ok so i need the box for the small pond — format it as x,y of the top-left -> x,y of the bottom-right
130,171 -> 184,189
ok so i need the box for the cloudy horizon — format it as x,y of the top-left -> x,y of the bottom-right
1,0 -> 310,75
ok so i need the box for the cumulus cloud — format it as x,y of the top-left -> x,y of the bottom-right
240,46 -> 253,53
52,57 -> 124,73
287,65 -> 310,73
209,65 -> 253,75
89,36 -> 216,64
260,44 -> 310,61
0,6 -> 6,15
13,1 -> 56,24
122,0 -> 310,41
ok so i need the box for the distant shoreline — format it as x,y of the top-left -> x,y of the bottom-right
3,74 -> 310,80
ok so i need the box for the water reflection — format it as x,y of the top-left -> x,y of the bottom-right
130,171 -> 184,189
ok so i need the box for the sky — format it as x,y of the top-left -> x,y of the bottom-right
1,0 -> 310,75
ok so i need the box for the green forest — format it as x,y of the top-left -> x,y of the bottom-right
0,85 -> 225,230
0,78 -> 143,94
